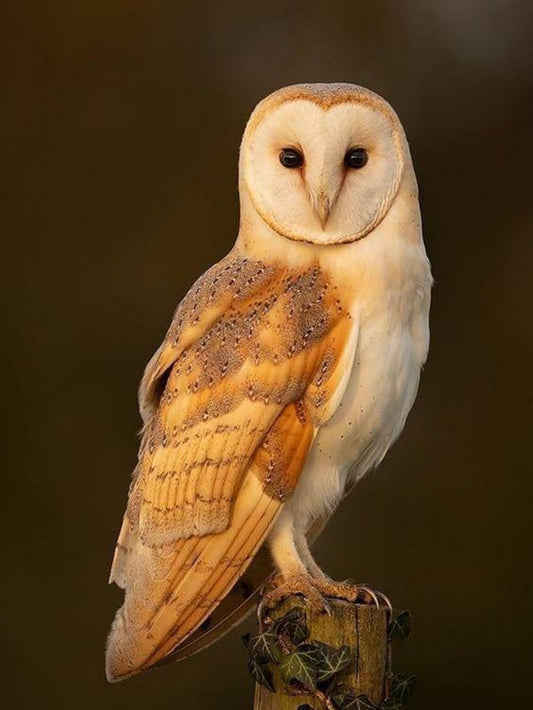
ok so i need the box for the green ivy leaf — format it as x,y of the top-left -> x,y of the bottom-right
330,684 -> 353,708
248,657 -> 275,692
274,606 -> 309,646
311,641 -> 351,682
279,643 -> 318,691
388,674 -> 417,704
352,697 -> 377,710
381,700 -> 402,710
247,628 -> 279,664
330,686 -> 376,710
388,611 -> 411,641
297,705 -> 315,710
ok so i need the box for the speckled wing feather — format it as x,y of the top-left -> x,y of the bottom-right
106,253 -> 357,680
157,513 -> 331,666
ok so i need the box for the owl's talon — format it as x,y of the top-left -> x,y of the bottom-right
373,588 -> 393,611
314,579 -> 392,609
357,584 -> 380,607
260,574 -> 331,615
311,578 -> 360,603
353,584 -> 393,610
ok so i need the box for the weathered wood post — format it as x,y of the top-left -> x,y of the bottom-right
246,595 -> 415,710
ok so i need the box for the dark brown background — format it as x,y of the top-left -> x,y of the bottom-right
4,2 -> 533,708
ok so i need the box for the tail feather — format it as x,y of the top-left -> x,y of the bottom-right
105,470 -> 282,681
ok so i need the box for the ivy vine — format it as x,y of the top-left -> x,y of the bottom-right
243,606 -> 417,710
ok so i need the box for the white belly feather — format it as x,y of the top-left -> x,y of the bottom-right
274,172 -> 432,532
285,282 -> 429,528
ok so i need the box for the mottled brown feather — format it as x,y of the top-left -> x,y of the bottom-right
135,255 -> 349,546
107,252 -> 356,680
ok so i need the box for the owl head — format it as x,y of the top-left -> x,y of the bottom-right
239,83 -> 413,246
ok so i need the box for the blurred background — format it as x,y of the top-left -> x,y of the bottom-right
4,1 -> 533,708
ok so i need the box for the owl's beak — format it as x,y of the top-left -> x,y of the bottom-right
314,193 -> 332,230
310,167 -> 342,230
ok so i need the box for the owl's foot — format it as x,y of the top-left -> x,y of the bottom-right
336,581 -> 392,609
312,579 -> 373,604
259,574 -> 332,615
260,575 -> 392,615
304,578 -> 392,608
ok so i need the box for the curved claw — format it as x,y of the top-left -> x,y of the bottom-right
257,582 -> 272,622
357,584 -> 380,607
344,579 -> 392,610
256,596 -> 271,624
373,588 -> 393,611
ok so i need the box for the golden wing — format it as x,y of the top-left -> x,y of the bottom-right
156,513 -> 332,667
106,253 -> 357,681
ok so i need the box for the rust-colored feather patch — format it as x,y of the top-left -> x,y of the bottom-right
106,251 -> 357,680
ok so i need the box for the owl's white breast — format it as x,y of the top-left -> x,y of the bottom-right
285,196 -> 432,528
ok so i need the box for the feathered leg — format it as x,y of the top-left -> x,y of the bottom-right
263,512 -> 387,610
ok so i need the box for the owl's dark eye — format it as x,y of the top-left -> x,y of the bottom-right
344,148 -> 368,169
279,148 -> 304,168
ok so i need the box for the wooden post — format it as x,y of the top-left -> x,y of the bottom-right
248,595 -> 412,710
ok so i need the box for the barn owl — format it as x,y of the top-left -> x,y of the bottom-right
106,83 -> 432,681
